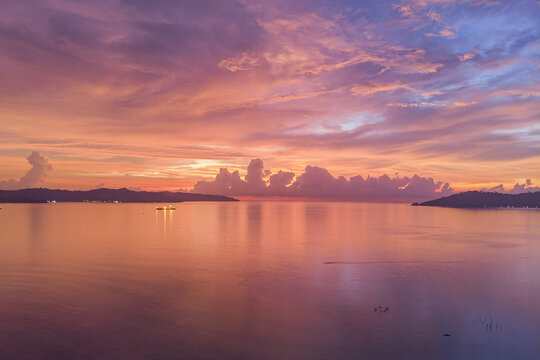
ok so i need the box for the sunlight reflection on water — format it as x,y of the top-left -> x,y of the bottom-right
0,202 -> 539,359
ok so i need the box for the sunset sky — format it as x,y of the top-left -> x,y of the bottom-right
1,0 -> 539,197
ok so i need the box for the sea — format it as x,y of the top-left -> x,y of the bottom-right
1,202 -> 539,360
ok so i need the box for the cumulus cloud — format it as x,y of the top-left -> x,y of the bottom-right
193,159 -> 454,201
487,179 -> 540,194
268,170 -> 295,194
0,152 -> 53,190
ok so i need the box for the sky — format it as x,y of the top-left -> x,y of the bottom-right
0,0 -> 539,199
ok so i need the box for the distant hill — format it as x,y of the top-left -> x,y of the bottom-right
0,188 -> 238,203
413,191 -> 540,208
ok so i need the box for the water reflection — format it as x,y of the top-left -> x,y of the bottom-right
155,206 -> 174,238
0,202 -> 539,359
246,202 -> 263,252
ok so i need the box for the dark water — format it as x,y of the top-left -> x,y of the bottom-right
1,202 -> 539,359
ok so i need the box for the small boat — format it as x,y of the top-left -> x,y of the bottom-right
156,205 -> 176,210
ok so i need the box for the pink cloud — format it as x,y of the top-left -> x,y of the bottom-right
0,0 -> 538,193
487,179 -> 540,194
425,29 -> 456,39
193,159 -> 454,201
218,52 -> 261,72
350,81 -> 414,96
459,53 -> 477,61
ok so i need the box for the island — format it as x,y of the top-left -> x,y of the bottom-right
412,191 -> 540,208
0,188 -> 237,203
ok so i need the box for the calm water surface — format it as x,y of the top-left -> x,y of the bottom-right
1,202 -> 539,359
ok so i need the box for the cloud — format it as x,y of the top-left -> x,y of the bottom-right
268,170 -> 295,193
385,100 -> 476,108
394,4 -> 415,17
425,29 -> 456,39
193,158 -> 454,201
459,53 -> 476,61
488,179 -> 540,194
485,179 -> 540,194
244,158 -> 267,193
219,52 -> 261,72
0,0 -> 538,192
350,81 -> 414,96
0,152 -> 53,190
493,89 -> 540,99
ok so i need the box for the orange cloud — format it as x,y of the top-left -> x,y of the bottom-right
459,53 -> 477,61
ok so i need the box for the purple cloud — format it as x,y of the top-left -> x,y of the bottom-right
0,0 -> 538,190
487,179 -> 540,194
193,158 -> 454,201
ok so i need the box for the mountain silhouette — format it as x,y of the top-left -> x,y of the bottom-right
0,188 -> 237,203
413,191 -> 540,208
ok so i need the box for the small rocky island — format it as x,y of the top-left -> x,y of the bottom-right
0,188 -> 237,203
412,191 -> 540,208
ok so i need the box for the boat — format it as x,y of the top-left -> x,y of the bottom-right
156,205 -> 176,210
